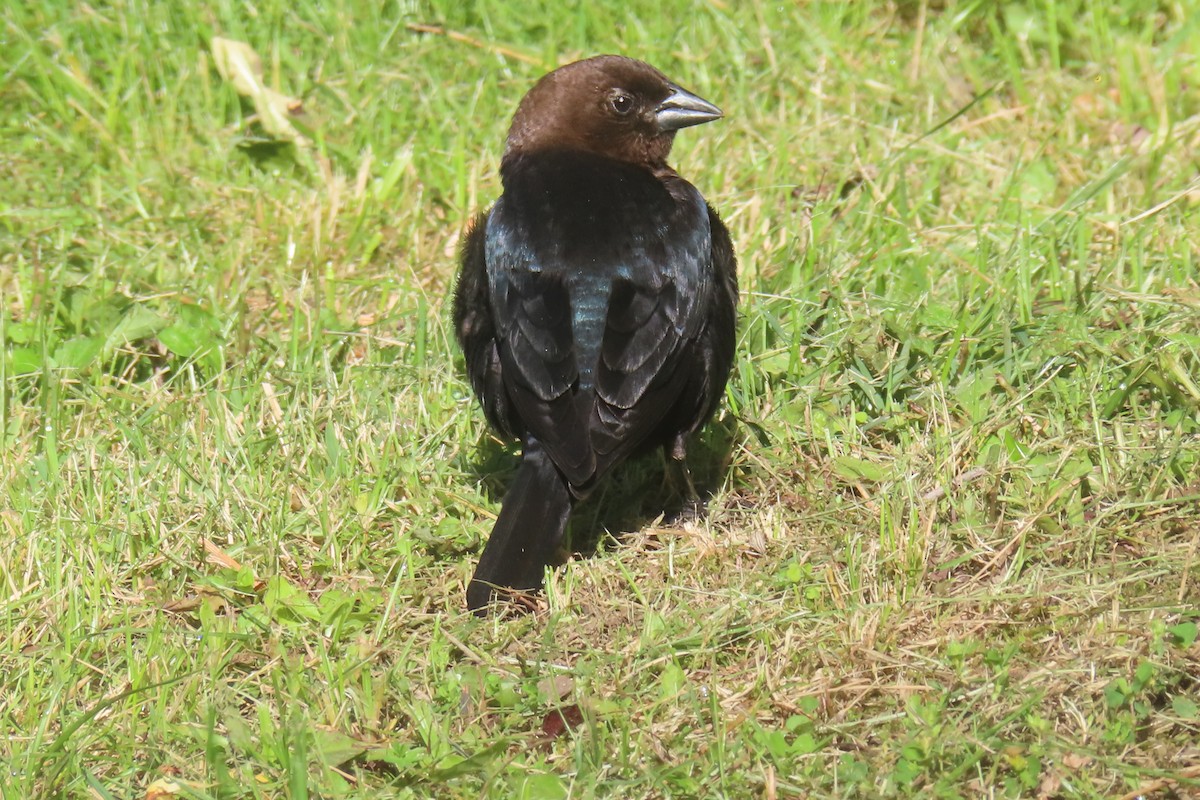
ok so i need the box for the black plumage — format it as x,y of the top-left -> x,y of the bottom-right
453,55 -> 738,613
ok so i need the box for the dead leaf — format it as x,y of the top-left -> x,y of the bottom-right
1037,771 -> 1062,799
145,779 -> 181,800
202,537 -> 243,571
1062,752 -> 1092,770
540,704 -> 584,740
160,596 -> 202,613
537,675 -> 574,703
210,37 -> 306,144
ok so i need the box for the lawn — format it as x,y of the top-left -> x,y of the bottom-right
2,1 -> 1198,797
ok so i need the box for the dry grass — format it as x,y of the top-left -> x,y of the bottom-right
2,0 -> 1199,798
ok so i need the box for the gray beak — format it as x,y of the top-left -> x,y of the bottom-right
655,84 -> 723,132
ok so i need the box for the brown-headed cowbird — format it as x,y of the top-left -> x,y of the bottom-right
453,55 -> 737,613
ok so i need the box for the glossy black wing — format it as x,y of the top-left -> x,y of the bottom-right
453,213 -> 522,439
655,203 -> 739,458
482,156 -> 717,490
480,193 -> 595,485
588,191 -> 714,472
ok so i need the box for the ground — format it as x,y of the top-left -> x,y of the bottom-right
1,1 -> 1198,798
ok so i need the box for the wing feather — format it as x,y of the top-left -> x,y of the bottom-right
466,152 -> 728,492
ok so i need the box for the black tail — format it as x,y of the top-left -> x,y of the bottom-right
467,443 -> 572,613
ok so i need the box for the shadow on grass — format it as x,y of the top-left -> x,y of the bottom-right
456,412 -> 742,563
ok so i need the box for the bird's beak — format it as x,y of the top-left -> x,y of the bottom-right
655,84 -> 723,132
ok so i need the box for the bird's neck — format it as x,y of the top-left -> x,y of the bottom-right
500,147 -> 675,186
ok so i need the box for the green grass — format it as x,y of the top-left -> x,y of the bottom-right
2,0 -> 1199,797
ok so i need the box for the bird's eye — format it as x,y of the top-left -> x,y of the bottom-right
610,92 -> 635,115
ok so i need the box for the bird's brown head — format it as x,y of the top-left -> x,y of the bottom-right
503,55 -> 723,168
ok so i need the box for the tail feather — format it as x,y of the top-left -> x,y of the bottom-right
467,443 -> 572,613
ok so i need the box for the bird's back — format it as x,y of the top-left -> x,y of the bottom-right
483,150 -> 715,490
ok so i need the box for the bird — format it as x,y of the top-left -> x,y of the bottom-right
453,55 -> 738,613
